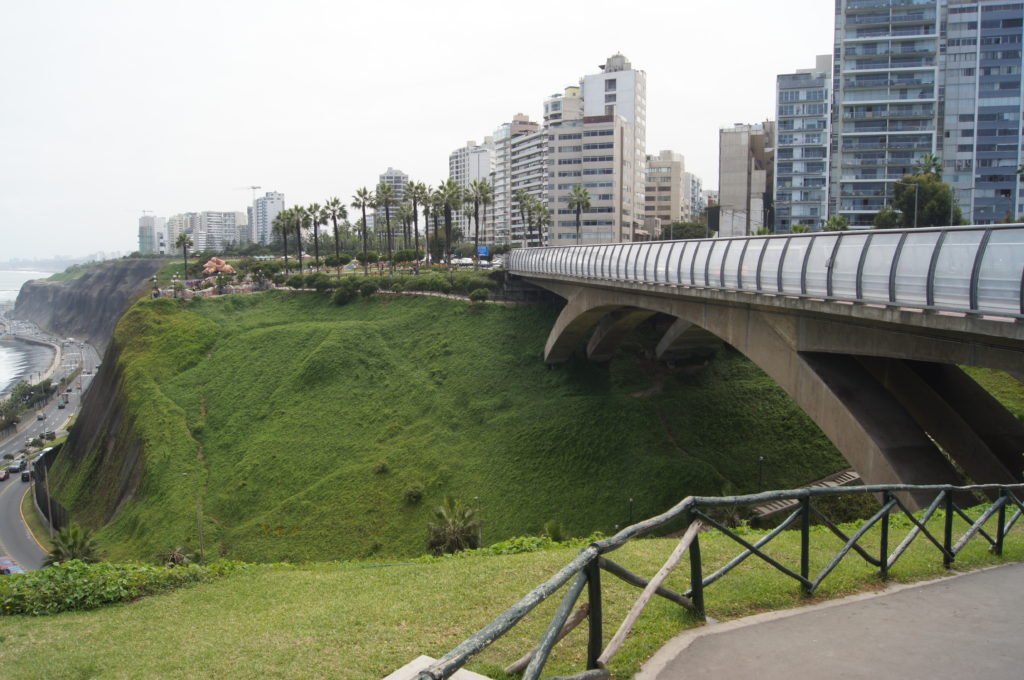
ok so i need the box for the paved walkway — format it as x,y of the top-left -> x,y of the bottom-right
637,562 -> 1023,680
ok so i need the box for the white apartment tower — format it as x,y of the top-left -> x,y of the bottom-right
252,191 -> 285,245
490,114 -> 546,246
449,139 -> 494,241
545,54 -> 648,243
775,55 -> 832,232
369,167 -> 409,232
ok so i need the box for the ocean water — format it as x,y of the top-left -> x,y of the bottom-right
0,269 -> 55,397
0,269 -> 52,305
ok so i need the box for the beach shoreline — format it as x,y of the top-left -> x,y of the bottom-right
0,338 -> 57,400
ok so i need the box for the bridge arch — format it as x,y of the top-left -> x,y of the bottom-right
537,280 -> 1024,506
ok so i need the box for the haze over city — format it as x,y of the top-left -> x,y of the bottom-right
1,0 -> 833,260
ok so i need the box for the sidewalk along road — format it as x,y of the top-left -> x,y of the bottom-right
637,562 -> 1024,680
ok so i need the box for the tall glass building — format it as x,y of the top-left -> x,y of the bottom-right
831,0 -> 1023,227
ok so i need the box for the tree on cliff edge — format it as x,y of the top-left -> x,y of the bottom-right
175,233 -> 193,279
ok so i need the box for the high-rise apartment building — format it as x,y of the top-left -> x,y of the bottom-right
449,140 -> 494,241
195,211 -> 244,251
491,114 -> 546,246
944,1 -> 1024,223
775,55 -> 832,231
252,191 -> 285,245
685,172 -> 705,221
138,215 -> 156,255
719,122 -> 775,236
369,167 -> 409,232
545,54 -> 648,244
831,0 -> 1023,226
643,151 -> 690,235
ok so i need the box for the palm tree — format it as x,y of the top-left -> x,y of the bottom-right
914,152 -> 942,178
324,197 -> 348,278
292,206 -> 308,273
175,232 -> 193,279
530,197 -> 550,247
430,188 -> 444,265
427,495 -> 482,556
397,203 -> 414,253
467,179 -> 490,269
479,180 -> 493,251
272,208 -> 291,275
514,188 -> 532,247
567,184 -> 591,243
44,523 -> 100,565
307,202 -> 326,271
437,179 -> 463,266
406,181 -> 428,260
375,182 -> 396,274
351,188 -> 372,276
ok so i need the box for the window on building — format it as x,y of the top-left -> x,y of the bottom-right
605,79 -> 616,92
605,94 -> 616,103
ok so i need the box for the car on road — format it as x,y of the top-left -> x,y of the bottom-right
58,401 -> 66,409
0,561 -> 26,576
36,412 -> 45,420
0,469 -> 8,481
21,470 -> 31,482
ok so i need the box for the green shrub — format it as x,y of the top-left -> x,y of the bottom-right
543,519 -> 564,543
468,288 -> 489,303
332,281 -> 359,306
359,281 -> 379,298
373,461 -> 390,475
403,484 -> 424,505
285,274 -> 305,289
0,560 -> 245,616
306,273 -> 334,292
271,273 -> 286,285
394,249 -> 418,263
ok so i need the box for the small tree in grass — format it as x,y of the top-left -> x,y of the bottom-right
45,523 -> 100,566
427,495 -> 481,555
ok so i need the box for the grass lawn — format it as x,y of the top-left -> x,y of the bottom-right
0,505 -> 1019,680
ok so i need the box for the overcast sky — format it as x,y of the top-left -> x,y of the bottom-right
1,0 -> 833,260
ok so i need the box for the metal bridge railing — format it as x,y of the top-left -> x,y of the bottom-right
507,225 -> 1024,319
413,483 -> 1024,680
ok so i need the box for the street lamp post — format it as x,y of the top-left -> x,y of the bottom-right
758,456 -> 765,492
894,180 -> 920,228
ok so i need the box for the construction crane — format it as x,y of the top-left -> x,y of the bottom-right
235,185 -> 262,205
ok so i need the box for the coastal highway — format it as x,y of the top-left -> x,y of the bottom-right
0,327 -> 101,570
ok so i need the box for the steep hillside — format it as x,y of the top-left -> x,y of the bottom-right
50,291 -> 846,562
13,258 -> 166,352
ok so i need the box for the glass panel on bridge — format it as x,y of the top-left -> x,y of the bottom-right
706,240 -> 729,287
831,233 -> 867,299
723,239 -> 745,289
932,230 -> 982,310
665,243 -> 684,285
781,237 -> 810,295
742,239 -> 766,291
759,238 -> 787,292
805,234 -> 838,297
678,241 -> 697,284
861,233 -> 902,303
611,244 -> 625,278
642,243 -> 657,282
894,231 -> 940,306
976,230 -> 1024,315
693,241 -> 714,286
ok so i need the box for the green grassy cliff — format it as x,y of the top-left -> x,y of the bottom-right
51,290 -> 846,562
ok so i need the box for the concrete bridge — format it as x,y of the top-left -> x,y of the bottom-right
507,225 -> 1024,503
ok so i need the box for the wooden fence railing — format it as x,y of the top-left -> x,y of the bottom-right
412,483 -> 1024,680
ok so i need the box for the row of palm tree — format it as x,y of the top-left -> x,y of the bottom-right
174,180 -> 596,280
